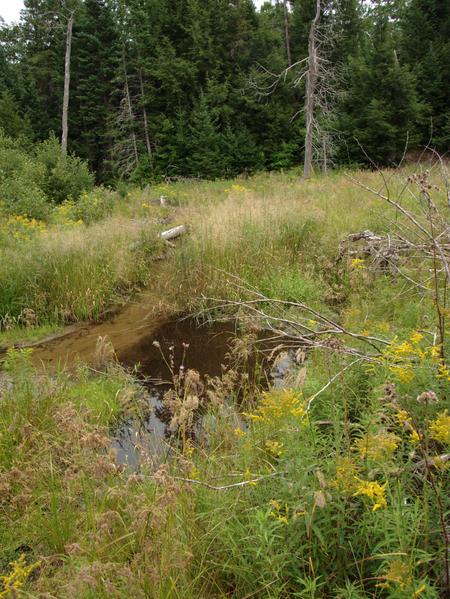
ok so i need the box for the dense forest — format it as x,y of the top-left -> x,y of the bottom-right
0,0 -> 449,183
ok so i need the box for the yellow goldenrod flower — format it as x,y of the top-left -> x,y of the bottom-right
437,363 -> 450,379
378,559 -> 412,590
332,457 -> 359,494
429,409 -> 450,445
350,258 -> 365,269
353,479 -> 387,511
265,439 -> 284,457
354,431 -> 399,462
234,427 -> 246,437
395,410 -> 410,426
243,389 -> 307,426
269,499 -> 289,524
410,331 -> 423,345
0,554 -> 40,598
409,429 -> 420,443
389,364 -> 414,383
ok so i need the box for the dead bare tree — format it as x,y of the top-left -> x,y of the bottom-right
250,0 -> 339,178
31,3 -> 77,155
279,0 -> 292,67
138,67 -> 153,167
61,9 -> 74,155
303,0 -> 321,179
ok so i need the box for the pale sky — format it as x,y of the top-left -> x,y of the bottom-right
1,0 -> 268,25
0,0 -> 24,24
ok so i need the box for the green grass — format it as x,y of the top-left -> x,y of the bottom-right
0,166 -> 449,597
0,323 -> 62,347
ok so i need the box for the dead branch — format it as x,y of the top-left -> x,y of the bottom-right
166,471 -> 283,491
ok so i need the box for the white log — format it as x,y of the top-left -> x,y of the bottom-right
160,225 -> 186,241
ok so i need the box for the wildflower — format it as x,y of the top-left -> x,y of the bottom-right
353,479 -> 387,511
432,455 -> 449,471
314,490 -> 327,509
430,345 -> 440,361
409,429 -> 420,443
332,457 -> 359,494
234,427 -> 246,437
429,410 -> 450,445
354,431 -> 399,462
0,554 -> 40,598
393,341 -> 414,355
389,364 -> 414,383
230,184 -> 248,193
410,331 -> 423,345
378,559 -> 411,590
269,499 -> 289,524
395,410 -> 410,426
350,258 -> 365,269
416,390 -> 438,404
244,389 -> 307,425
437,363 -> 450,379
265,439 -> 284,457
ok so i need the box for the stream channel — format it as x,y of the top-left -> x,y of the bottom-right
32,294 -> 293,470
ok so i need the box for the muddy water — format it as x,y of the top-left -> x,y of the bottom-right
32,289 -> 290,469
111,317 -> 242,469
33,296 -> 256,468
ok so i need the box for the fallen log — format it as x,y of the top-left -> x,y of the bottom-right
160,224 -> 186,241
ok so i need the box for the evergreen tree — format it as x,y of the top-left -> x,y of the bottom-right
0,0 -> 446,180
185,95 -> 223,179
70,0 -> 120,180
401,0 -> 450,150
339,12 -> 422,165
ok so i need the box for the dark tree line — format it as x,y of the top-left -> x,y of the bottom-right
0,0 -> 448,182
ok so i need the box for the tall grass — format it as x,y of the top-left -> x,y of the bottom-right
170,170 -> 390,313
0,216 -> 162,326
0,167 -> 448,597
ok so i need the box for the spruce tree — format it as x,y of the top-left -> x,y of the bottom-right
339,12 -> 422,165
70,0 -> 120,180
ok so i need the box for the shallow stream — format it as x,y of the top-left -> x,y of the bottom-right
32,292 -> 293,469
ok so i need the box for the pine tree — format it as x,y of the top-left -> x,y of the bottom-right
339,11 -> 422,165
401,0 -> 450,150
70,0 -> 120,180
185,94 -> 223,179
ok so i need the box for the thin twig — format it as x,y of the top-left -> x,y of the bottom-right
167,471 -> 283,491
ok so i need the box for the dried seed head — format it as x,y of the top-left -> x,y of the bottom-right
416,390 -> 439,404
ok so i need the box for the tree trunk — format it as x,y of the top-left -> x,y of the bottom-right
303,0 -> 320,180
61,11 -> 73,155
138,67 -> 153,166
123,49 -> 139,167
283,0 -> 292,66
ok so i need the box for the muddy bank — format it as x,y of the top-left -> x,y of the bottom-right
32,284 -> 176,368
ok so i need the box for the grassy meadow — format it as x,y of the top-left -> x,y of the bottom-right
1,166 -> 449,597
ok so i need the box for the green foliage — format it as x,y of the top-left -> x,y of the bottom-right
0,132 -> 94,218
338,14 -> 423,166
0,215 -> 160,324
0,169 -> 449,597
34,134 -> 94,204
2,0 -> 448,180
0,133 -> 49,219
0,91 -> 33,139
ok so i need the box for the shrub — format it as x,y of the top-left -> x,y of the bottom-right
0,133 -> 49,219
0,132 -> 94,218
34,134 -> 94,204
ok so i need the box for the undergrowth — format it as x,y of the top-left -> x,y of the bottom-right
0,166 -> 449,597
